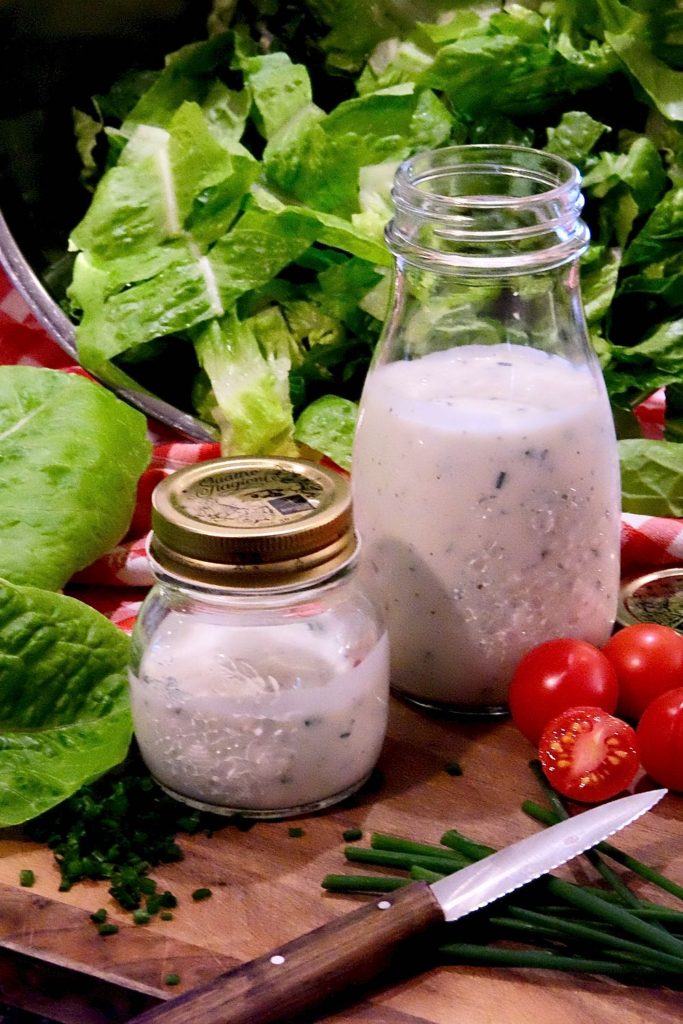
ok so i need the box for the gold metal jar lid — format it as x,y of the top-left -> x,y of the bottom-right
617,569 -> 683,633
149,457 -> 356,590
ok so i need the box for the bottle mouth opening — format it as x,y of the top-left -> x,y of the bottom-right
387,144 -> 589,273
395,145 -> 581,208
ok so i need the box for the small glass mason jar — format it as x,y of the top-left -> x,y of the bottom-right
352,145 -> 621,716
129,457 -> 390,819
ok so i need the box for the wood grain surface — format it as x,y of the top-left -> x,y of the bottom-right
0,698 -> 680,1024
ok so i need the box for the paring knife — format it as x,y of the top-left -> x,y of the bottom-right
127,787 -> 666,1024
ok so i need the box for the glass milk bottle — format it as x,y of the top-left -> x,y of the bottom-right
352,145 -> 621,715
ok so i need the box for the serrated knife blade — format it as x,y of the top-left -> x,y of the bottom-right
431,786 -> 666,920
127,787 -> 667,1024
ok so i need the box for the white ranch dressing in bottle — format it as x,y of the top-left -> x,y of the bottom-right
129,457 -> 389,817
352,145 -> 621,714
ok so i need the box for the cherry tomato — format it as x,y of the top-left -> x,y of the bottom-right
508,639 -> 618,744
602,623 -> 683,722
538,706 -> 639,803
636,687 -> 683,791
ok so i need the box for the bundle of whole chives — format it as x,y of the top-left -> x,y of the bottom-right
321,778 -> 682,985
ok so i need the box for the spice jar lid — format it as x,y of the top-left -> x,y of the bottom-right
149,456 -> 356,589
617,569 -> 683,633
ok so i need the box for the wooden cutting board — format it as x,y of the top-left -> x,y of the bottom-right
0,698 -> 680,1024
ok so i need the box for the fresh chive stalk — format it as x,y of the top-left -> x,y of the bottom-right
526,762 -> 644,909
523,800 -> 683,904
322,770 -> 683,985
505,905 -> 683,974
370,833 -> 469,867
344,846 -> 468,875
546,879 -> 683,961
322,874 -> 410,893
437,943 -> 660,982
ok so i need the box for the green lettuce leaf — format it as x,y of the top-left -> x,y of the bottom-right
598,0 -> 683,122
0,579 -> 132,826
581,245 -> 622,325
193,312 -> 296,455
303,0 -> 457,73
72,241 -> 224,363
419,6 -> 616,116
619,437 -> 683,516
122,33 -> 241,131
208,202 -> 319,307
623,187 -> 683,267
239,51 -> 312,140
294,395 -> 358,470
545,110 -> 609,167
0,367 -> 151,590
248,184 -> 391,266
263,84 -> 451,218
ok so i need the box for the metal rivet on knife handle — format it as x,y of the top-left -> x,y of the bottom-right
126,883 -> 444,1024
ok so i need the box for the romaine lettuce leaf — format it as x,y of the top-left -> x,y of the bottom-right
263,84 -> 451,218
294,395 -> 358,470
0,579 -> 132,826
193,312 -> 296,455
623,187 -> 683,268
0,367 -> 151,591
239,51 -> 312,140
62,9 -> 683,457
122,32 -> 242,132
208,203 -> 319,307
545,111 -> 608,167
619,437 -> 683,516
302,0 -> 457,73
598,0 -> 683,122
72,242 -> 224,363
418,7 -> 617,116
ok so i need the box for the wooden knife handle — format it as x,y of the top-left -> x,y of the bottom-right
127,881 -> 444,1024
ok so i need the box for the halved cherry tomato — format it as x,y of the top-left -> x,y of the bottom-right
538,706 -> 639,803
508,639 -> 618,745
636,687 -> 683,792
602,623 -> 683,721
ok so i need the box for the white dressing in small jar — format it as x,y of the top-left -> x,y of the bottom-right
129,457 -> 389,818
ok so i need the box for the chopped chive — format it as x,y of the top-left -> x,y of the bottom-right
191,887 -> 212,902
164,973 -> 181,986
19,869 -> 35,888
342,827 -> 363,842
445,762 -> 463,777
288,827 -> 305,838
98,922 -> 119,937
160,911 -> 174,921
90,908 -> 108,924
133,909 -> 151,925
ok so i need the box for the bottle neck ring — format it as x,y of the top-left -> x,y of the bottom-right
386,144 -> 590,276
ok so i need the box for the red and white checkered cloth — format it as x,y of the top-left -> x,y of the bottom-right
0,266 -> 677,631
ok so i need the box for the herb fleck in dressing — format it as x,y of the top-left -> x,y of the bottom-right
130,618 -> 389,814
352,343 -> 621,709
